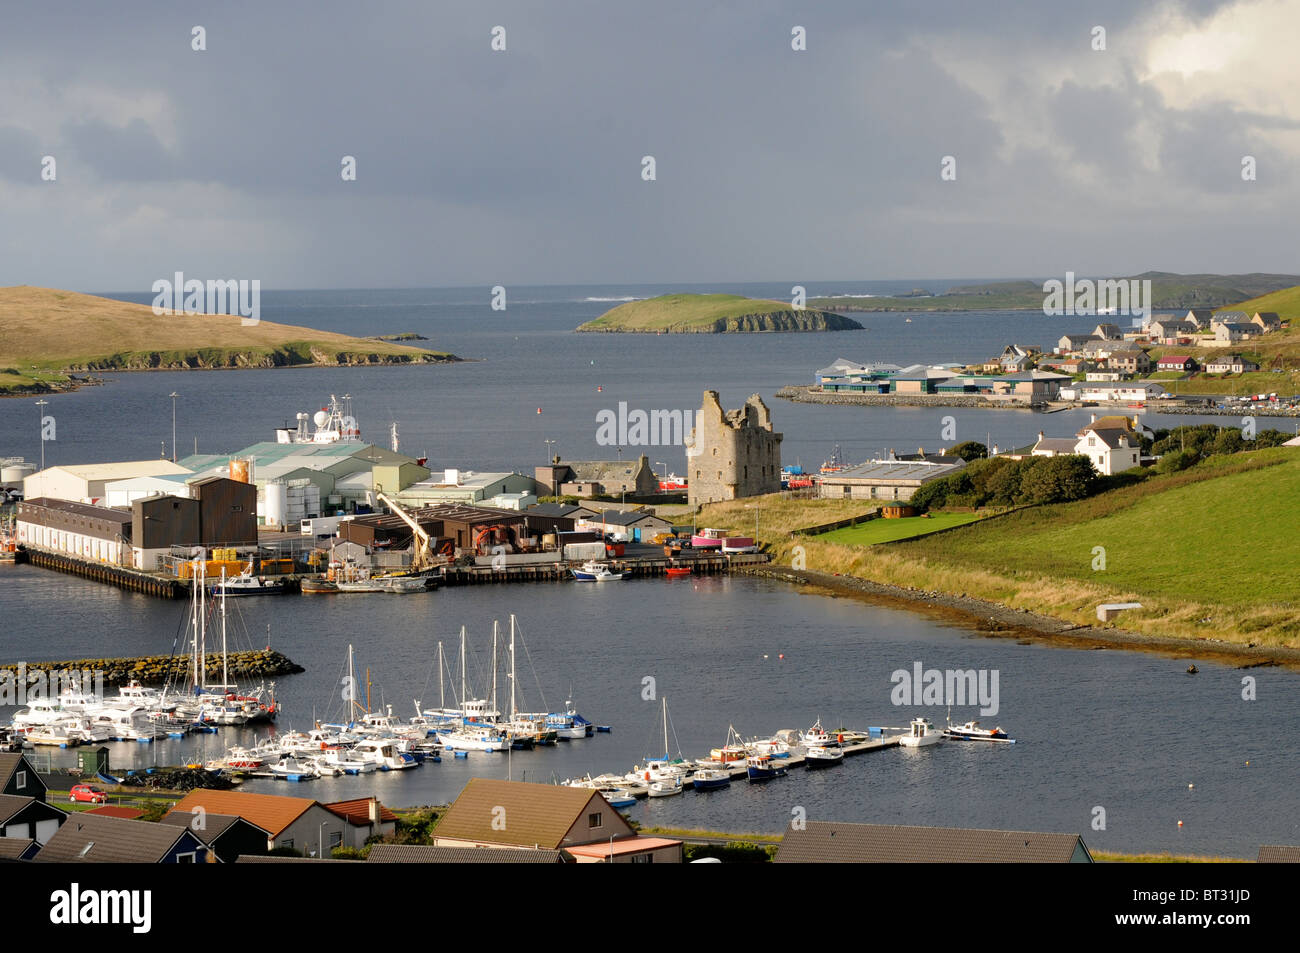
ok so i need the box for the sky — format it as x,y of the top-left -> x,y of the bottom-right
1,0 -> 1297,291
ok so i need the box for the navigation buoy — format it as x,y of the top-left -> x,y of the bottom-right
537,408 -> 542,414
778,653 -> 785,660
597,386 -> 602,392
1177,820 -> 1183,828
763,654 -> 768,659
1188,783 -> 1194,789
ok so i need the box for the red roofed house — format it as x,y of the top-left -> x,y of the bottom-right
325,797 -> 398,847
1156,355 -> 1197,373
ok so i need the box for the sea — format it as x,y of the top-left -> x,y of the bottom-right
2,282 -> 1297,857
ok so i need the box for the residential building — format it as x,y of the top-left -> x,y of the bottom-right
1156,355 -> 1198,373
1214,322 -> 1257,344
687,392 -> 783,506
160,811 -> 270,864
367,844 -> 571,864
1104,350 -> 1150,375
432,778 -> 682,863
774,821 -> 1092,863
324,798 -> 398,847
0,795 -> 66,846
35,813 -> 211,863
1092,323 -> 1123,340
168,790 -> 350,857
1073,418 -> 1142,475
1204,354 -> 1260,374
1252,311 -> 1282,332
817,459 -> 965,502
1057,334 -> 1101,354
0,754 -> 47,801
1184,309 -> 1214,328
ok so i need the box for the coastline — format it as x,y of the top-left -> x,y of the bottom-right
739,565 -> 1300,672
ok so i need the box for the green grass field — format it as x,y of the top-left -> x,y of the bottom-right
781,448 -> 1300,646
817,512 -> 983,544
576,293 -> 860,332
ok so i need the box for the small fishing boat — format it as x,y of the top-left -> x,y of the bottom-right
899,716 -> 942,748
799,718 -> 843,749
746,753 -> 788,782
648,776 -> 683,797
943,720 -> 1015,743
571,560 -> 629,581
269,756 -> 321,779
691,768 -> 732,791
211,568 -> 287,597
664,566 -> 692,578
803,745 -> 844,768
709,725 -> 749,763
300,577 -> 339,594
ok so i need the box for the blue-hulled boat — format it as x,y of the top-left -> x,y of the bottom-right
691,768 -> 732,791
746,753 -> 788,782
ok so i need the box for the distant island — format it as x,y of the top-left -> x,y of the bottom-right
577,293 -> 864,333
811,272 -> 1300,313
0,287 -> 460,396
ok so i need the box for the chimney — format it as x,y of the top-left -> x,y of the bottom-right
1090,413 -> 1096,424
368,796 -> 379,824
917,446 -> 925,456
1038,431 -> 1044,442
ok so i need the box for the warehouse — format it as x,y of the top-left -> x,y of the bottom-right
23,461 -> 192,505
15,499 -> 133,565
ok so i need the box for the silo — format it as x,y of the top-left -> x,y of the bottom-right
1,462 -> 36,484
229,458 -> 253,483
264,482 -> 288,528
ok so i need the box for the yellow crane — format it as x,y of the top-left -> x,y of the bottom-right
375,492 -> 440,573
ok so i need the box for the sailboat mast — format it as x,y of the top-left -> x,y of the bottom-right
220,568 -> 229,690
347,643 -> 355,717
492,620 -> 499,716
459,625 -> 466,715
438,641 -> 444,711
198,559 -> 206,690
662,696 -> 668,756
509,614 -> 517,722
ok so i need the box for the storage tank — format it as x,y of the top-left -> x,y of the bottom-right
1,462 -> 36,484
229,458 -> 253,483
264,482 -> 288,528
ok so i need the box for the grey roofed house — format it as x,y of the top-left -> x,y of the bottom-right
34,812 -> 210,863
1092,323 -> 1123,339
366,844 -> 571,863
1215,310 -> 1250,323
1257,845 -> 1300,863
1184,308 -> 1214,326
160,810 -> 270,863
0,753 -> 47,801
1033,437 -> 1082,455
526,502 -> 598,520
0,794 -> 67,844
775,821 -> 1092,863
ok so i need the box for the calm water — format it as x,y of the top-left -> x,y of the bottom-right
2,283 -> 1297,857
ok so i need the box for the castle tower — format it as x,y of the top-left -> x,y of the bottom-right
687,391 -> 783,506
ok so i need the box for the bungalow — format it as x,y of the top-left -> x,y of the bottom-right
1156,355 -> 1198,373
817,458 -> 965,502
168,790 -> 353,857
774,820 -> 1092,863
1252,311 -> 1282,332
324,797 -> 399,846
432,778 -> 682,863
35,813 -> 211,863
1204,354 -> 1260,374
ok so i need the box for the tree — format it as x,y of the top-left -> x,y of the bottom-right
1015,455 -> 1096,504
948,441 -> 988,462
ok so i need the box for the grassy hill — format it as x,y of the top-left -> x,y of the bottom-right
0,286 -> 458,394
576,293 -> 863,333
778,448 -> 1300,647
1214,284 -> 1300,320
811,272 -> 1300,313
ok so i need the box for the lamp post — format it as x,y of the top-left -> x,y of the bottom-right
35,399 -> 48,471
169,392 -> 179,462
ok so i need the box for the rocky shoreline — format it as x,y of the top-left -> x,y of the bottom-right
739,565 -> 1300,671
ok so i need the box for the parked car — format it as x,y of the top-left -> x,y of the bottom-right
69,784 -> 107,804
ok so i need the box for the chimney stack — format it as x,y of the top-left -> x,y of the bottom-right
368,796 -> 379,824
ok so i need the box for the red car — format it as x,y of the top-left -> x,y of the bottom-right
69,784 -> 107,805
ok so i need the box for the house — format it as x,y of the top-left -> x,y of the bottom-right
160,810 -> 271,864
1041,359 -> 1085,375
35,813 -> 211,863
1147,319 -> 1198,343
1057,334 -> 1100,354
1184,309 -> 1214,328
0,753 -> 46,802
817,459 -> 965,502
774,821 -> 1092,863
996,344 -> 1041,372
367,844 -> 572,863
0,794 -> 67,846
537,455 -> 659,498
578,509 -> 674,542
1204,354 -> 1260,374
168,790 -> 352,857
1092,323 -> 1123,340
1156,355 -> 1198,373
1104,349 -> 1150,375
432,778 -> 682,863
324,797 -> 398,846
0,837 -> 39,861
1214,322 -> 1257,344
1252,311 -> 1281,332
1041,416 -> 1145,475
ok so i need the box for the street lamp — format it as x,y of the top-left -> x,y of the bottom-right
169,392 -> 179,462
35,399 -> 48,472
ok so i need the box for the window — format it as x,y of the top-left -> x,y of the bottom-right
631,853 -> 653,863
176,851 -> 197,863
588,812 -> 602,829
329,831 -> 343,848
15,770 -> 25,790
280,838 -> 294,850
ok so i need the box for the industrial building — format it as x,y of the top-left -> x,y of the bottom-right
14,498 -> 134,565
22,460 -> 193,504
817,459 -> 964,501
535,455 -> 658,498
395,468 -> 544,508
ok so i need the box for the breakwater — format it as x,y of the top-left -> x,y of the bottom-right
0,649 -> 304,687
775,385 -> 1038,409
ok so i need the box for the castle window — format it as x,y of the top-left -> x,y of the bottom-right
712,448 -> 717,457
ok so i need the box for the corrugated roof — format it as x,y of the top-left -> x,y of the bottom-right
434,779 -> 625,849
1258,845 -> 1300,863
34,813 -> 196,863
825,460 -> 961,482
775,821 -> 1089,863
45,461 -> 191,481
169,790 -> 316,838
18,498 -> 132,524
367,844 -> 569,863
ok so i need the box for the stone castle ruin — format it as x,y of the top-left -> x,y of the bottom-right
687,391 -> 783,506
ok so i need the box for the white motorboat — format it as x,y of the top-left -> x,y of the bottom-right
269,756 -> 321,778
211,568 -> 287,597
351,739 -> 418,770
437,726 -> 510,752
647,776 -> 683,797
899,716 -> 943,748
944,719 -> 1015,743
799,718 -> 844,749
571,560 -> 628,582
803,745 -> 845,768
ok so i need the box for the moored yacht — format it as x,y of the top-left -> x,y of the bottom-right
899,716 -> 943,748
